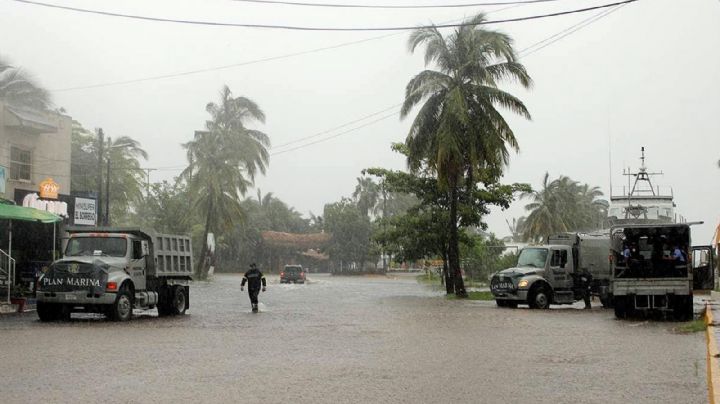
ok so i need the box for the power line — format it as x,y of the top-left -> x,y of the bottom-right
269,3 -> 629,155
50,3 -> 523,92
272,104 -> 401,149
270,110 -> 401,156
11,0 -> 638,31
519,2 -> 625,56
51,34 -> 399,92
231,0 -> 565,9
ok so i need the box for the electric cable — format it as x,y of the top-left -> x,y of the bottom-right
231,0 -> 566,9
270,3 -> 627,155
50,3 -> 523,92
10,0 -> 638,31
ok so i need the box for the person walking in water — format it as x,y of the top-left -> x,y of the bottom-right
241,263 -> 266,312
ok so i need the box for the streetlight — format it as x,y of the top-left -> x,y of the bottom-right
104,141 -> 133,226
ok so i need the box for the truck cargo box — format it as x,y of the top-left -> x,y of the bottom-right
153,234 -> 193,278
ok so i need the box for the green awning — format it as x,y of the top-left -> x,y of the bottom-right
0,204 -> 62,223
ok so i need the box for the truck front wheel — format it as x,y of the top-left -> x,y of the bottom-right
529,286 -> 550,309
108,289 -> 133,322
37,302 -> 60,322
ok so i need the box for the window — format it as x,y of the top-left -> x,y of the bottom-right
10,146 -> 32,181
550,250 -> 567,268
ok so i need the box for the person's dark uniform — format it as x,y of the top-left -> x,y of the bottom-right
573,270 -> 593,309
241,263 -> 266,312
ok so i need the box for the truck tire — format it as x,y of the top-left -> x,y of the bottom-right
614,296 -> 627,319
108,289 -> 133,322
529,286 -> 550,309
600,295 -> 613,308
170,285 -> 187,316
673,296 -> 693,321
37,302 -> 60,322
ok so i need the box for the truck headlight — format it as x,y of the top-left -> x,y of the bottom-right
518,279 -> 529,289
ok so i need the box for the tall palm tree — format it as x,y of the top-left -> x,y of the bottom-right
522,173 -> 568,242
182,86 -> 270,278
401,13 -> 532,296
522,173 -> 606,241
353,176 -> 380,217
105,136 -> 149,222
0,56 -> 51,109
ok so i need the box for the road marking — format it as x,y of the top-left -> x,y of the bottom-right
706,304 -> 720,404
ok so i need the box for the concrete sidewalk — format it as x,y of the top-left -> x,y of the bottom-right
705,296 -> 720,404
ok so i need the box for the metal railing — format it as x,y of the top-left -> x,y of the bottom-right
0,249 -> 16,304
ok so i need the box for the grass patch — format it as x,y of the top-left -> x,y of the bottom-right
675,319 -> 707,333
416,273 -> 441,285
446,291 -> 494,301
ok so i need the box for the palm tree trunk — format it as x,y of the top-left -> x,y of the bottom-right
442,249 -> 453,294
197,200 -> 213,280
449,181 -> 467,298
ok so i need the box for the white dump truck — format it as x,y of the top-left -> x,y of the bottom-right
36,227 -> 193,321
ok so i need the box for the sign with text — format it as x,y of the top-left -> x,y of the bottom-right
39,177 -> 60,199
23,193 -> 68,217
74,197 -> 97,226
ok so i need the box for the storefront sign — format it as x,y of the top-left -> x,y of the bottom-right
39,178 -> 60,199
74,197 -> 97,226
22,192 -> 68,217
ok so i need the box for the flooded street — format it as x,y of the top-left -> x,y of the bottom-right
1,274 -> 707,403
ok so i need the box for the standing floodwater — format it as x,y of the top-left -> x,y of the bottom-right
0,274 -> 707,403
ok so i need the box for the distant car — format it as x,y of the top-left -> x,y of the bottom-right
280,265 -> 305,284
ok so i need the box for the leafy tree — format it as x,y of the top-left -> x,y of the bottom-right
70,121 -> 148,224
0,56 -> 51,109
460,233 -> 512,282
323,198 -> 373,273
400,14 -> 532,296
522,173 -> 606,242
182,86 -> 270,279
367,162 -> 528,292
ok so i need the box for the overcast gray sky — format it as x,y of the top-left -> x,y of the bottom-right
1,0 -> 719,242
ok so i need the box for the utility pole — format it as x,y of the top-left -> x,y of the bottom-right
96,128 -> 104,226
105,155 -> 111,226
144,168 -> 156,195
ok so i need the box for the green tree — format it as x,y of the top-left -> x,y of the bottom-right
0,56 -> 51,109
352,176 -> 380,217
367,162 -> 527,292
324,198 -> 373,273
401,13 -> 532,296
522,173 -> 606,242
70,121 -> 148,224
182,86 -> 270,279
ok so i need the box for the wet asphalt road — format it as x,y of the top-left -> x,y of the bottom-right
0,273 -> 707,403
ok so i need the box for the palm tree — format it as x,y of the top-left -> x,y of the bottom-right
0,56 -> 51,109
182,86 -> 270,279
104,135 -> 149,223
522,173 -> 606,241
353,176 -> 380,217
522,173 -> 568,242
401,13 -> 532,296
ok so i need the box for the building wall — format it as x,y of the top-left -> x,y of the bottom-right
0,100 -> 72,200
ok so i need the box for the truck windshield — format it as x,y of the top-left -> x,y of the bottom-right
66,237 -> 127,257
517,248 -> 548,268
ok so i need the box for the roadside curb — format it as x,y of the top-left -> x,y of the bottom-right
706,304 -> 720,404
